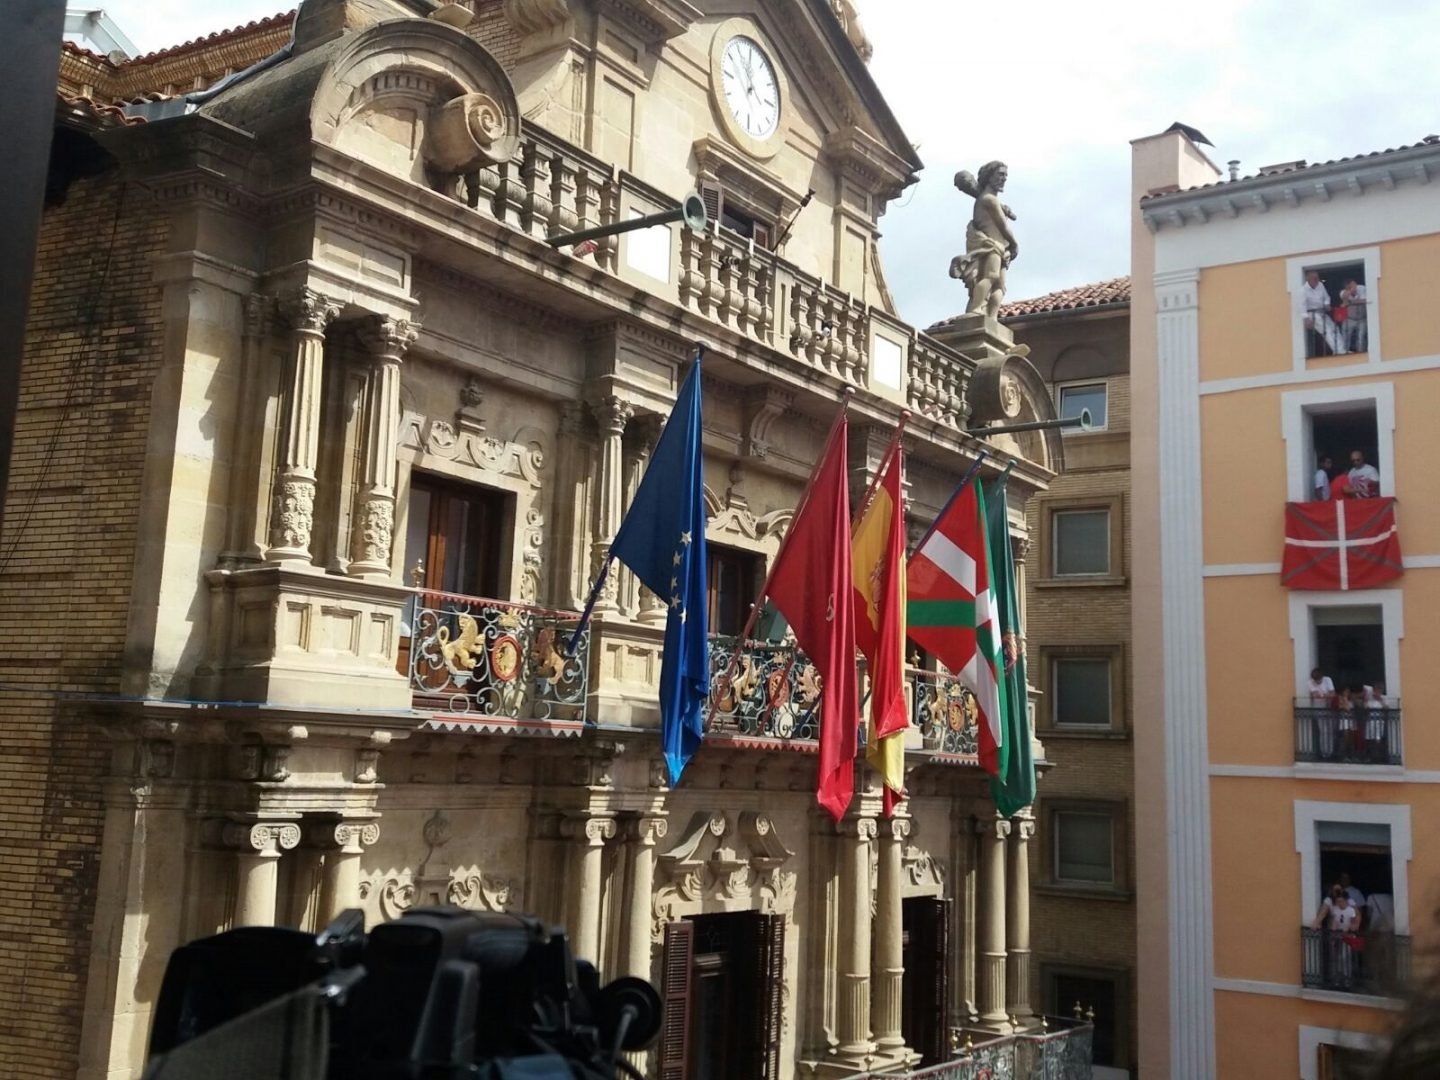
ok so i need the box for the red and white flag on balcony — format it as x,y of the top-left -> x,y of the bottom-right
1282,497 -> 1403,591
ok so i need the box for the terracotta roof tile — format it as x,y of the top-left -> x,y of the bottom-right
56,91 -> 146,127
62,40 -> 113,64
927,277 -> 1130,331
125,10 -> 295,65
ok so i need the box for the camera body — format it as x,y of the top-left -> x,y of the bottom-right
144,906 -> 661,1080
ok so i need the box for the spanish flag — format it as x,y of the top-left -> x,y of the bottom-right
852,441 -> 908,814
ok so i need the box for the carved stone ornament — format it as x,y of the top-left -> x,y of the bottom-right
354,498 -> 396,567
652,811 -> 797,937
503,0 -> 571,37
358,315 -> 420,360
425,92 -> 514,173
359,810 -> 518,920
742,385 -> 794,460
224,822 -> 303,853
284,289 -> 342,335
400,411 -> 546,489
354,748 -> 380,784
272,478 -> 316,551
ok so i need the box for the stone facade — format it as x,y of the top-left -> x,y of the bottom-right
15,3 -> 1069,1078
1004,290 -> 1135,1077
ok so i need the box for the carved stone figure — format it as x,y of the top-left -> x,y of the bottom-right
949,161 -> 1019,319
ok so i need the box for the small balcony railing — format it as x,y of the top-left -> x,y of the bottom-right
705,636 -> 822,745
912,669 -> 980,760
1294,698 -> 1402,765
836,1019 -> 1094,1080
407,589 -> 589,730
1301,926 -> 1410,997
1304,305 -> 1369,359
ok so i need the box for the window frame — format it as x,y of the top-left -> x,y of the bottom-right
1053,809 -> 1117,887
1286,246 -> 1382,369
405,472 -> 510,600
1039,797 -> 1131,897
1045,648 -> 1122,732
1050,506 -> 1112,579
1294,800 -> 1411,934
1055,379 -> 1109,434
1288,589 -> 1403,701
1282,381 -> 1394,503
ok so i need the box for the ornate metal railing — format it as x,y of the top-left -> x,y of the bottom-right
407,588 -> 588,729
836,1021 -> 1093,1080
1301,926 -> 1410,997
705,636 -> 822,745
1294,699 -> 1402,765
911,669 -> 980,760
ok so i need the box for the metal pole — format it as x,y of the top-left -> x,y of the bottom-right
0,0 -> 67,534
964,410 -> 1091,438
548,193 -> 707,249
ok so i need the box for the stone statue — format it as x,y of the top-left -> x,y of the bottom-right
949,161 -> 1018,319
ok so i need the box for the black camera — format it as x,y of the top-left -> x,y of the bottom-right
142,906 -> 662,1080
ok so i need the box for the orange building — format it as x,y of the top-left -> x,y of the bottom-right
1131,126 -> 1440,1078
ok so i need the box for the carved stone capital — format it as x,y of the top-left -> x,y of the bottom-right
282,289 -> 342,335
358,314 -> 420,360
589,395 -> 634,439
884,817 -> 913,842
1010,818 -> 1036,842
837,817 -> 879,842
980,817 -> 1012,841
563,815 -> 617,846
629,815 -> 669,847
623,413 -> 665,459
224,821 -> 302,855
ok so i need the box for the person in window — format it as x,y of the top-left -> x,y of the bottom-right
1340,278 -> 1368,353
1364,683 -> 1389,762
1302,270 -> 1334,357
1309,667 -> 1336,702
1314,455 -> 1334,501
1347,450 -> 1381,498
1313,885 -> 1361,987
1335,687 -> 1362,758
1310,667 -> 1338,759
1339,872 -> 1368,915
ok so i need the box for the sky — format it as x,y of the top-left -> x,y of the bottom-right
93,0 -> 1440,329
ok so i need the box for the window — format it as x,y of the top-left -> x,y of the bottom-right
901,897 -> 951,1066
1053,509 -> 1110,577
1054,811 -> 1114,885
659,913 -> 785,1080
699,181 -> 774,249
1283,382 -> 1394,502
1299,261 -> 1368,360
405,475 -> 508,598
1312,605 -> 1385,693
1052,658 -> 1112,728
1307,403 -> 1380,500
708,544 -> 763,638
1047,969 -> 1123,1072
1057,382 -> 1107,431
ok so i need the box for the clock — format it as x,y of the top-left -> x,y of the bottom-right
719,36 -> 781,141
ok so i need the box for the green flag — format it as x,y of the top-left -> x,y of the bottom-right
986,478 -> 1035,816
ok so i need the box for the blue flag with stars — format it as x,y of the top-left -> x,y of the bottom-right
608,355 -> 710,783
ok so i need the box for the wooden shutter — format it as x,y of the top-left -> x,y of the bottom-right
733,912 -> 785,1080
902,897 -> 951,1065
752,220 -> 774,251
699,180 -> 724,231
659,920 -> 695,1080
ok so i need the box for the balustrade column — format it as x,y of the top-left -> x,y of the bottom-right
317,821 -> 381,923
978,815 -> 1012,1031
268,290 -> 341,563
565,815 -> 616,966
350,316 -> 419,576
873,816 -> 912,1061
623,816 -> 667,979
588,396 -> 634,615
1006,815 -> 1035,1024
226,822 -> 301,927
836,817 -> 878,1065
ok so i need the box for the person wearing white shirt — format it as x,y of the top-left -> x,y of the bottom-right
1313,886 -> 1362,986
1302,270 -> 1334,357
1340,279 -> 1368,352
1347,450 -> 1381,498
1313,455 -> 1333,501
1308,668 -> 1337,759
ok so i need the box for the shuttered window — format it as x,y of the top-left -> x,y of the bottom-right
659,920 -> 694,1080
697,179 -> 775,250
902,896 -> 952,1065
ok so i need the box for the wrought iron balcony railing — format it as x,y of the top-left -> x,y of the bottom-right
912,669 -> 980,761
1294,699 -> 1403,765
705,636 -> 823,746
406,589 -> 589,732
1301,926 -> 1410,997
836,1019 -> 1094,1080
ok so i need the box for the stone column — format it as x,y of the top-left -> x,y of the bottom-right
317,821 -> 381,924
873,816 -> 912,1062
588,396 -> 633,614
221,293 -> 274,566
836,816 -> 878,1066
1006,815 -> 1035,1025
621,415 -> 666,622
565,815 -> 616,966
225,822 -> 301,927
350,315 -> 419,576
978,815 -> 1012,1031
551,403 -> 590,609
623,816 -> 667,980
268,290 -> 341,563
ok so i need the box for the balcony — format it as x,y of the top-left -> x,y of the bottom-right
837,1018 -> 1094,1080
407,588 -> 589,736
1293,699 -> 1402,766
1301,927 -> 1410,997
912,669 -> 980,761
705,636 -> 823,748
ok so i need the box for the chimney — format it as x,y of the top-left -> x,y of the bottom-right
1227,160 -> 1240,181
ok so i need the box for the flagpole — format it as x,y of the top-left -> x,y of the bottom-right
705,388 -> 854,724
851,410 -> 911,525
908,449 -> 991,557
565,342 -> 707,657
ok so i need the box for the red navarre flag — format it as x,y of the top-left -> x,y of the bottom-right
1282,497 -> 1403,591
765,411 -> 858,821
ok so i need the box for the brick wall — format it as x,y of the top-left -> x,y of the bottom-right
0,168 -> 165,1078
468,0 -> 520,71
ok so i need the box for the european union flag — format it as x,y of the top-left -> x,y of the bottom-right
609,353 -> 710,783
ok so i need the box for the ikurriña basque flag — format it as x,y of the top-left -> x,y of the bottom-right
608,354 -> 710,784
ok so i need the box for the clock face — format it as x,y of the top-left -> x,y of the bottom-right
720,36 -> 780,140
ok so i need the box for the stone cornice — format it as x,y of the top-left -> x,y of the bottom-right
823,125 -> 915,198
592,0 -> 701,44
1142,140 -> 1440,231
